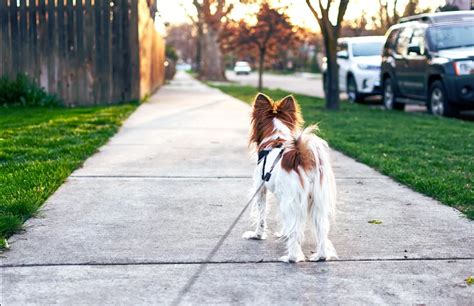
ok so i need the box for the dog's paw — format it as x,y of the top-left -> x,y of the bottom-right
309,254 -> 326,262
309,252 -> 337,262
279,253 -> 306,263
242,231 -> 266,240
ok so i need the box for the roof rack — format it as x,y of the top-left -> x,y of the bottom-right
400,11 -> 474,24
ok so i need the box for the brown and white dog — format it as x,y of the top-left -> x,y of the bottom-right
243,93 -> 337,262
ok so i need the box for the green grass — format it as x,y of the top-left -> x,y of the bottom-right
0,104 -> 137,243
209,83 -> 474,219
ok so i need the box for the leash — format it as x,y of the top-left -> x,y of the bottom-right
172,147 -> 285,305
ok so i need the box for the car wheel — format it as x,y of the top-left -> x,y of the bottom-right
383,78 -> 404,111
428,80 -> 458,117
347,76 -> 363,103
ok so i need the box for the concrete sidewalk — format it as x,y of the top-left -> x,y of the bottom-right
2,72 -> 473,304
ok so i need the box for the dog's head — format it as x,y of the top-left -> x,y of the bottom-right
249,93 -> 303,145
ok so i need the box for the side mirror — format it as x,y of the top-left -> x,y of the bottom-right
408,44 -> 421,55
337,51 -> 349,59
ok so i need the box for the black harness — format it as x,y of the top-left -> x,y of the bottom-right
257,144 -> 284,182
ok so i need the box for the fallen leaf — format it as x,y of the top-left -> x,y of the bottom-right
368,219 -> 383,224
465,276 -> 474,285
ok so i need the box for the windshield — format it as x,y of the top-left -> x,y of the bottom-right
427,24 -> 474,51
236,62 -> 249,67
351,42 -> 384,57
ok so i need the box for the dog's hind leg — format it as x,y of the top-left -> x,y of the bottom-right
278,196 -> 306,263
309,195 -> 337,261
243,184 -> 267,240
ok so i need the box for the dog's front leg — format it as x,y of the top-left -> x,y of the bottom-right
242,185 -> 267,240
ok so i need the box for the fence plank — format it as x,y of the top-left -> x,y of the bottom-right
66,0 -> 75,104
93,0 -> 103,104
46,0 -> 56,94
0,0 -> 8,77
84,0 -> 94,104
9,0 -> 19,74
19,0 -> 27,75
111,1 -> 124,102
56,0 -> 66,102
129,0 -> 140,100
76,0 -> 86,105
29,0 -> 39,83
102,1 -> 111,103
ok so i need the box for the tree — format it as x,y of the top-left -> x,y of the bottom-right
192,0 -> 233,81
306,0 -> 350,110
165,24 -> 197,66
221,3 -> 302,90
376,0 -> 431,31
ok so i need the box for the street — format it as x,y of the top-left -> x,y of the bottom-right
227,71 -> 474,119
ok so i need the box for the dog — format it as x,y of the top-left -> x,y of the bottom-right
243,93 -> 337,263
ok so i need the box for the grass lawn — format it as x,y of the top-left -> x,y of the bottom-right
210,83 -> 474,220
0,104 -> 137,246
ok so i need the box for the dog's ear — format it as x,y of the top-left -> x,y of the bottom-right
253,93 -> 272,110
278,95 -> 297,113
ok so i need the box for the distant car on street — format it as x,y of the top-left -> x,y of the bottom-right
381,11 -> 474,117
323,36 -> 386,103
233,61 -> 252,75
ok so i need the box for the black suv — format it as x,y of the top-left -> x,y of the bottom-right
381,11 -> 474,117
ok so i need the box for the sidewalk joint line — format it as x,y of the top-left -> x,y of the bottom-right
69,175 -> 253,179
2,257 -> 473,269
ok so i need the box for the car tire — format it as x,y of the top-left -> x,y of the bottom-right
347,76 -> 363,103
383,77 -> 405,111
428,80 -> 458,117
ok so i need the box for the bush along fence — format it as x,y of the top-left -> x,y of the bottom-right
0,0 -> 165,106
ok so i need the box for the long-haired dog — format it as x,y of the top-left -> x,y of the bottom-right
243,93 -> 337,263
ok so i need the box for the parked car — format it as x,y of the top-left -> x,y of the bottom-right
233,61 -> 252,75
323,36 -> 386,103
381,11 -> 474,117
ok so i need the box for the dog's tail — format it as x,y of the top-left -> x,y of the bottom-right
281,124 -> 336,219
300,125 -> 337,260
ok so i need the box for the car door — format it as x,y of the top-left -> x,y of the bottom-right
337,41 -> 349,92
393,26 -> 414,96
404,25 -> 429,98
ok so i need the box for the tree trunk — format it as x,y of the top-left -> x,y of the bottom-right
258,48 -> 265,91
324,31 -> 340,110
199,25 -> 226,81
195,20 -> 203,73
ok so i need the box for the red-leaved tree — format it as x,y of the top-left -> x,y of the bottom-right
221,3 -> 302,90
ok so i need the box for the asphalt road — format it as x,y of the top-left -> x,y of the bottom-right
227,71 -> 474,120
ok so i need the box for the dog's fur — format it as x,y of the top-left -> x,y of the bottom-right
243,93 -> 337,263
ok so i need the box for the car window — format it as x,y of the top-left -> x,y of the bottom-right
352,41 -> 384,57
427,23 -> 474,51
383,28 -> 400,56
409,27 -> 426,55
395,27 -> 413,56
337,42 -> 348,52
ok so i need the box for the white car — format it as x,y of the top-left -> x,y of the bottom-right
323,36 -> 386,103
233,61 -> 252,75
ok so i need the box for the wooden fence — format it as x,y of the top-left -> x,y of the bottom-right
0,0 -> 165,106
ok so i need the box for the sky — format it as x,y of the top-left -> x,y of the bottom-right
155,0 -> 447,34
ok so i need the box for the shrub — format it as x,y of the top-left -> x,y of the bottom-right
0,74 -> 60,107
